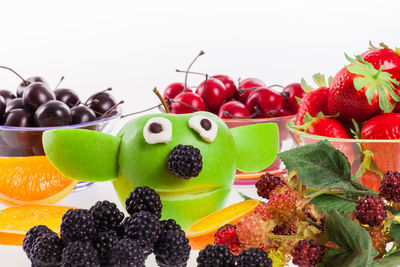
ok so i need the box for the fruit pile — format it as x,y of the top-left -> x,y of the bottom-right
0,66 -> 120,128
162,51 -> 304,118
22,186 -> 191,267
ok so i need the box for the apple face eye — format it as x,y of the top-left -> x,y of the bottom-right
143,117 -> 172,144
189,115 -> 218,142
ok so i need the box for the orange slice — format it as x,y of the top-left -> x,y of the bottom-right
0,205 -> 73,245
185,199 -> 260,250
0,156 -> 78,205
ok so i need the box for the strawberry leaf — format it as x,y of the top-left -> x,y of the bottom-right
312,73 -> 327,88
301,78 -> 314,93
328,76 -> 333,87
322,210 -> 378,267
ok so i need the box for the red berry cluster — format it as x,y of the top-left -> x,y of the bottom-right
355,194 -> 387,227
255,172 -> 286,199
379,171 -> 400,202
291,239 -> 325,267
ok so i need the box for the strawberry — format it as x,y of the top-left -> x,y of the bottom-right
361,113 -> 400,173
328,47 -> 400,122
295,74 -> 330,125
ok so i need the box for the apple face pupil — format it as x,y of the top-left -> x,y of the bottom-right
149,122 -> 163,133
200,118 -> 211,131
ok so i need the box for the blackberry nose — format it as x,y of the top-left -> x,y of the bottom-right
167,144 -> 203,179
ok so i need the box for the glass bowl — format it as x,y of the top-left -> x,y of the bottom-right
0,109 -> 121,193
223,115 -> 297,186
288,123 -> 400,191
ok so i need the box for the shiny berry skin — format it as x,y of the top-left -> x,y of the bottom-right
54,88 -> 80,108
197,244 -> 236,267
0,89 -> 15,102
0,95 -> 5,120
17,76 -> 48,97
4,109 -> 34,127
212,75 -> 237,102
245,88 -> 285,117
214,224 -> 242,255
278,109 -> 295,116
22,82 -> 55,112
196,78 -> 227,112
170,92 -> 206,114
379,171 -> 400,202
71,105 -> 96,124
291,239 -> 325,267
255,172 -> 285,199
163,83 -> 192,102
238,77 -> 266,103
218,101 -> 250,118
125,186 -> 162,218
295,87 -> 329,125
281,83 -> 305,113
34,100 -> 71,127
237,248 -> 272,267
5,98 -> 24,114
355,194 -> 387,227
361,48 -> 400,82
87,92 -> 117,116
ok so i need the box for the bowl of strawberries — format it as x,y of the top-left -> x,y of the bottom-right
289,42 -> 400,192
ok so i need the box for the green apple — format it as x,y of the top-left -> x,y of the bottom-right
43,111 -> 278,229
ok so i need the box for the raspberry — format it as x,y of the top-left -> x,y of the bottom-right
30,233 -> 63,267
379,171 -> 400,202
236,214 -> 267,249
125,186 -> 162,218
124,211 -> 160,252
61,241 -> 100,267
272,224 -> 296,235
107,238 -> 145,267
355,194 -> 387,227
89,200 -> 125,232
214,224 -> 243,255
237,248 -> 272,267
167,144 -> 203,179
93,230 -> 118,264
256,173 -> 285,199
153,229 -> 191,267
197,244 -> 236,267
23,225 -> 54,259
160,219 -> 182,233
60,209 -> 97,244
291,239 -> 325,267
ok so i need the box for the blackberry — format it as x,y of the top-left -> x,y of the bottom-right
167,144 -> 203,179
125,186 -> 162,218
154,229 -> 191,267
214,224 -> 242,255
197,244 -> 235,267
291,239 -> 325,267
355,194 -> 387,227
160,219 -> 182,233
256,172 -> 285,199
60,209 -> 97,244
89,200 -> 124,232
107,238 -> 145,267
93,230 -> 118,265
23,225 -> 54,259
30,233 -> 63,267
237,248 -> 272,267
61,241 -> 100,267
124,211 -> 160,252
379,171 -> 400,202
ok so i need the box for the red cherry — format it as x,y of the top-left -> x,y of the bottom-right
212,75 -> 237,102
238,78 -> 266,103
245,87 -> 284,117
163,83 -> 192,102
170,92 -> 206,114
196,78 -> 226,112
281,83 -> 305,113
278,109 -> 295,116
218,101 -> 250,118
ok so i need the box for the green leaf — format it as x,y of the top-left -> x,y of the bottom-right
322,210 -> 378,267
312,73 -> 327,88
309,194 -> 356,214
390,221 -> 400,243
278,140 -> 354,189
301,78 -> 314,93
371,251 -> 400,267
238,192 -> 255,201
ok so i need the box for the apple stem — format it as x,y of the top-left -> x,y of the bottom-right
184,50 -> 205,92
176,69 -> 208,77
153,87 -> 170,113
98,100 -> 124,119
120,103 -> 164,118
84,87 -> 112,105
54,76 -> 65,90
0,66 -> 28,84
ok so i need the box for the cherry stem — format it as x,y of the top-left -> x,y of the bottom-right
99,100 -> 124,120
268,84 -> 284,89
176,69 -> 208,77
54,76 -> 64,90
184,50 -> 205,92
238,87 -> 263,95
168,99 -> 202,112
120,103 -> 163,118
0,66 -> 27,84
84,87 -> 112,105
153,87 -> 170,113
202,74 -> 209,111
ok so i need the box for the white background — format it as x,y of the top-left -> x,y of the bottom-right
0,0 -> 400,265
